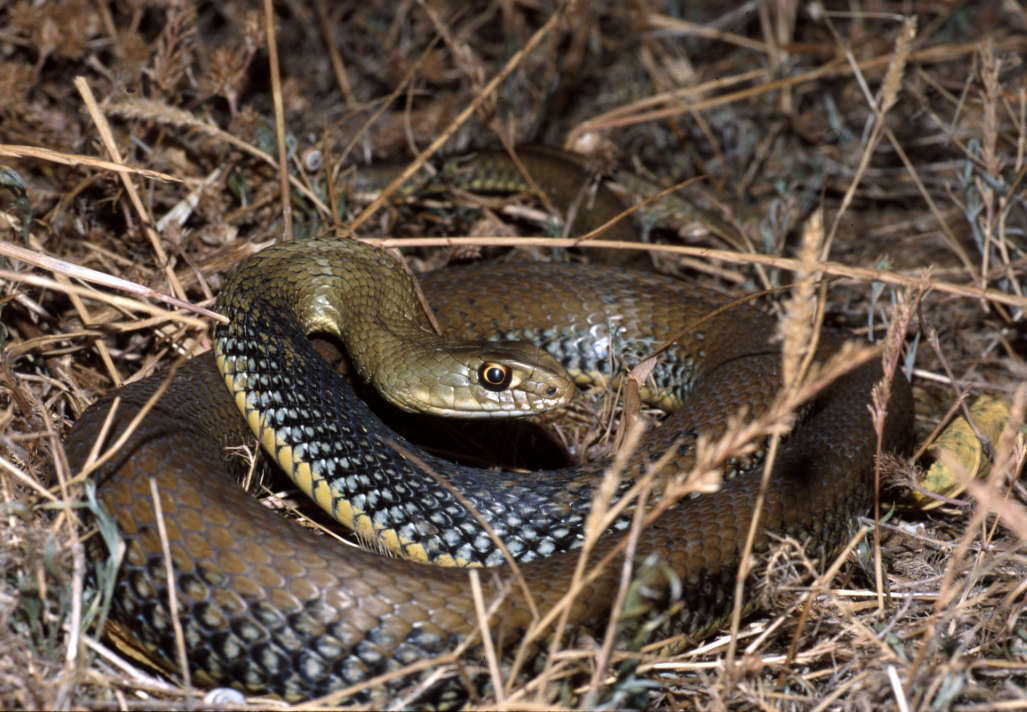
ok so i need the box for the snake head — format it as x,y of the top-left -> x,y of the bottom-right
381,340 -> 576,418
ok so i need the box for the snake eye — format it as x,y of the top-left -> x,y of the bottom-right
478,362 -> 512,391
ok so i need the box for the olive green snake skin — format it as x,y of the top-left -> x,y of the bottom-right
65,150 -> 914,704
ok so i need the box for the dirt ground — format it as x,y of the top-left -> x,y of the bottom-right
1,1 -> 1026,709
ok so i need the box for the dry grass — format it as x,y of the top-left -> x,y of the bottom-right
1,1 -> 1026,709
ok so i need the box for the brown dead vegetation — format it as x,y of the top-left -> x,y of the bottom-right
1,1 -> 1026,709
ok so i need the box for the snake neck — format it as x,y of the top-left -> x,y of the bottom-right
216,240 -> 426,392
215,239 -> 575,417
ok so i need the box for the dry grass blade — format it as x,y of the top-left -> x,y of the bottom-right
146,475 -> 192,696
0,145 -> 179,183
73,77 -> 186,302
348,6 -> 566,233
0,241 -> 222,324
262,0 -> 291,243
731,204 -> 826,677
371,237 -> 1027,309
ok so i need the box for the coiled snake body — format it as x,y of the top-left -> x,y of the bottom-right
66,158 -> 914,703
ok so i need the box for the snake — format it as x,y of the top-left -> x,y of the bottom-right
64,149 -> 914,704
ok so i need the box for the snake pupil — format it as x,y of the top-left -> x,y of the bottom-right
478,362 -> 511,391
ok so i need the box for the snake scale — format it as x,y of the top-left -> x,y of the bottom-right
64,149 -> 914,704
